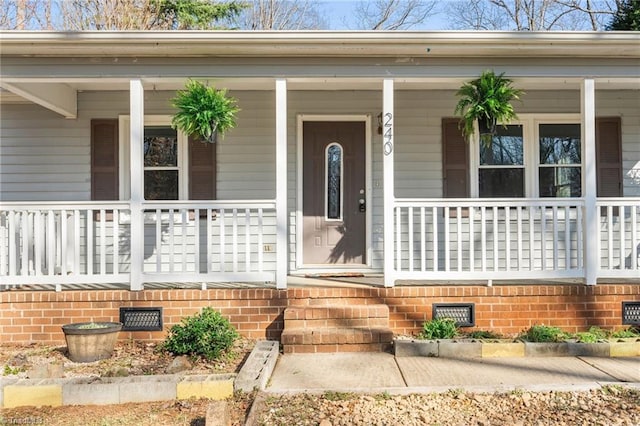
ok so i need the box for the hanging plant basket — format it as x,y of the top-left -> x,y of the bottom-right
171,80 -> 239,143
454,70 -> 523,147
62,322 -> 122,363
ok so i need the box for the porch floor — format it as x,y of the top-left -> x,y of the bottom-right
2,275 -> 637,292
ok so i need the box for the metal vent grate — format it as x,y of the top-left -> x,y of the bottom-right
432,303 -> 475,327
120,307 -> 163,331
622,302 -> 640,325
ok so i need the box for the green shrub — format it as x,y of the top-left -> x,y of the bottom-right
611,327 -> 640,339
464,330 -> 503,340
574,326 -> 609,343
421,317 -> 459,340
163,307 -> 239,360
520,324 -> 570,342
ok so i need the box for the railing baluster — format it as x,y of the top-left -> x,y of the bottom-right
456,207 -> 462,272
206,209 -> 212,273
21,212 -> 29,275
245,209 -> 251,273
528,206 -> 534,271
577,206 -> 583,270
552,206 -> 558,271
469,206 -> 474,272
492,206 -> 498,271
194,209 -> 200,274
420,207 -> 426,272
168,209 -> 175,273
258,208 -> 263,273
47,210 -> 55,276
620,205 -> 626,270
395,207 -> 401,271
505,206 -> 511,272
541,207 -> 547,270
564,206 -> 570,270
517,206 -> 522,271
34,211 -> 42,275
232,208 -> 239,272
113,209 -> 119,275
432,206 -> 438,272
60,210 -> 68,275
74,210 -> 81,275
181,209 -> 187,273
155,209 -> 162,273
607,205 -> 613,270
99,209 -> 106,275
408,207 -> 414,272
480,206 -> 486,272
220,209 -> 226,273
87,209 -> 93,275
632,205 -> 638,271
444,207 -> 450,272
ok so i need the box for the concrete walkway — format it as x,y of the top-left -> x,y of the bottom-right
267,353 -> 640,394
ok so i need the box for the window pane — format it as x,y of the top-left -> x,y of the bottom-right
327,144 -> 342,220
144,170 -> 178,200
479,169 -> 524,197
480,125 -> 523,166
144,127 -> 178,167
539,124 -> 581,165
539,167 -> 581,197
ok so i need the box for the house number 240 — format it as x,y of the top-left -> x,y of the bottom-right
383,112 -> 393,156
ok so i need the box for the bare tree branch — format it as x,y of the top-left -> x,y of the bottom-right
236,0 -> 325,30
352,0 -> 437,30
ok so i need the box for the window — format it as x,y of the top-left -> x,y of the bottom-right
325,143 -> 343,220
479,125 -> 524,197
470,115 -> 583,198
538,124 -> 581,197
144,126 -> 180,200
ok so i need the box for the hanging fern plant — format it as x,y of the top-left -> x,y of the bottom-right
171,80 -> 240,143
454,70 -> 523,147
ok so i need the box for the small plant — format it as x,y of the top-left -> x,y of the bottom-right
454,70 -> 523,147
520,324 -> 570,343
77,322 -> 110,330
163,307 -> 239,360
611,327 -> 640,339
574,326 -> 609,343
464,330 -> 503,340
171,79 -> 239,143
420,317 -> 459,340
3,365 -> 24,376
323,391 -> 353,401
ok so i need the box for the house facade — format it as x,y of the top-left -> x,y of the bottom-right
1,31 -> 639,344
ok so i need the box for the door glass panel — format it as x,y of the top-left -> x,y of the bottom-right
326,144 -> 342,220
539,124 -> 581,165
539,167 -> 582,197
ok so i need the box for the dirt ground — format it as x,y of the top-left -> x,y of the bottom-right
0,339 -> 257,425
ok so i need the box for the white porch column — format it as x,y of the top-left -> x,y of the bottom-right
383,79 -> 395,288
582,78 -> 598,285
129,79 -> 144,291
275,79 -> 288,289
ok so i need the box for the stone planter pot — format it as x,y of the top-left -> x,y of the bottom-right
62,322 -> 122,363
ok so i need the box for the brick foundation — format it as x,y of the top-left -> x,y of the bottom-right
1,284 -> 638,344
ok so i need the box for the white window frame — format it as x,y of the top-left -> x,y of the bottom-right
119,115 -> 189,200
471,114 -> 582,198
325,142 -> 344,222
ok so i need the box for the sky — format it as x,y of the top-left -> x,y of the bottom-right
317,0 -> 449,30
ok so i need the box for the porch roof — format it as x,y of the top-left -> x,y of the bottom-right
1,31 -> 639,59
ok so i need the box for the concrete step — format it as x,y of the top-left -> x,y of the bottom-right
282,304 -> 393,353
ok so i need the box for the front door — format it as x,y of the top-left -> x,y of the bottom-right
302,121 -> 366,265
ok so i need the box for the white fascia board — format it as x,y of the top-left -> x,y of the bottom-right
0,82 -> 77,118
0,31 -> 638,58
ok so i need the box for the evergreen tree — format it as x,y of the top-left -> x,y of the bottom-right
607,0 -> 640,30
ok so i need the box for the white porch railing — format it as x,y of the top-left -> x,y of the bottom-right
597,198 -> 640,278
0,200 -> 276,289
390,197 -> 639,283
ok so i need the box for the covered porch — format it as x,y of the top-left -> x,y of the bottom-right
1,32 -> 639,292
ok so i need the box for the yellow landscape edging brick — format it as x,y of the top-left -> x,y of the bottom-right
3,384 -> 62,408
610,341 -> 640,357
176,376 -> 234,400
481,342 -> 525,358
